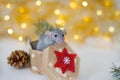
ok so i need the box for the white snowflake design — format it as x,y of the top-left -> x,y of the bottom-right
63,56 -> 70,65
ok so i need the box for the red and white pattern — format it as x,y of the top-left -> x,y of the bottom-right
63,56 -> 70,65
54,48 -> 77,74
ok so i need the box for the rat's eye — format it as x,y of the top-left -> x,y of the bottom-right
62,34 -> 64,37
54,34 -> 57,37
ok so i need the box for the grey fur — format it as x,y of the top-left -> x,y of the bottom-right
36,29 -> 66,51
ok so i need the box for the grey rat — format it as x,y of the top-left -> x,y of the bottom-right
36,29 -> 66,51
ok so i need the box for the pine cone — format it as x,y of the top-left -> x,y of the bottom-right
7,50 -> 30,69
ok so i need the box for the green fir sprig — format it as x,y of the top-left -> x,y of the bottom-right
111,63 -> 120,80
34,21 -> 54,36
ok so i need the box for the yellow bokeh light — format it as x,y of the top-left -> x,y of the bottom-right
18,7 -> 25,14
74,34 -> 79,40
104,1 -> 111,7
82,1 -> 88,7
6,3 -> 11,9
18,36 -> 23,41
96,10 -> 102,16
83,16 -> 90,22
21,22 -> 27,29
36,0 -> 41,6
109,26 -> 115,32
54,9 -> 60,15
60,27 -> 64,30
70,2 -> 77,9
114,10 -> 120,16
4,15 -> 10,21
103,35 -> 111,42
7,28 -> 13,34
56,19 -> 65,26
93,26 -> 99,32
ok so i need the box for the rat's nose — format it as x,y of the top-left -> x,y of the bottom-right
57,39 -> 64,44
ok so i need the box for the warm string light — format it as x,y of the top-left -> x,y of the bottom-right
74,34 -> 79,40
54,9 -> 60,15
60,27 -> 64,30
0,0 -> 119,43
21,22 -> 27,29
109,26 -> 115,33
36,0 -> 41,6
82,1 -> 88,7
114,10 -> 120,16
104,1 -> 111,7
7,28 -> 13,34
96,10 -> 102,16
18,36 -> 23,41
6,3 -> 11,9
103,35 -> 111,42
4,15 -> 10,21
56,19 -> 65,26
18,7 -> 25,14
93,26 -> 99,32
70,2 -> 78,9
83,16 -> 91,22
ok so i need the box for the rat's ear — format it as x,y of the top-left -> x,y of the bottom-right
45,31 -> 52,36
63,29 -> 67,35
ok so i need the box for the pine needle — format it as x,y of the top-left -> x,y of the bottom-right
111,63 -> 120,80
34,21 -> 54,36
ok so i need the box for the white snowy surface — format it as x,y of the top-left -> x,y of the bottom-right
0,37 -> 120,80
